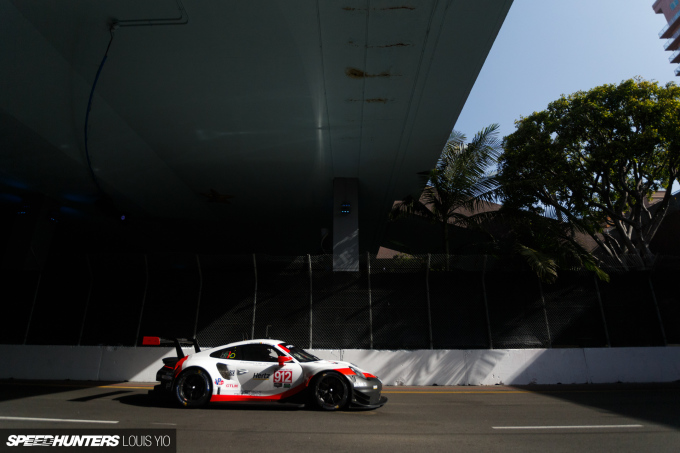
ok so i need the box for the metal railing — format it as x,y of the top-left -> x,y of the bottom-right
659,9 -> 680,38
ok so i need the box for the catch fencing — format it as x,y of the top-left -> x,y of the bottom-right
2,253 -> 678,349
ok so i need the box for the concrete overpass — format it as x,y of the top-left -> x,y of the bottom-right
0,0 -> 513,265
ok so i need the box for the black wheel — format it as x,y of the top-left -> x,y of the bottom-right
310,372 -> 349,411
174,368 -> 212,408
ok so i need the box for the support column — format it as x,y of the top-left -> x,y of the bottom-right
332,178 -> 359,272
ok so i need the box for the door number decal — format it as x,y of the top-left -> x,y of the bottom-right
274,370 -> 293,384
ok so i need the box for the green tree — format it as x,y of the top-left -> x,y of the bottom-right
391,124 -> 502,256
499,78 -> 680,267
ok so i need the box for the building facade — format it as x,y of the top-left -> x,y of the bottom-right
653,0 -> 680,75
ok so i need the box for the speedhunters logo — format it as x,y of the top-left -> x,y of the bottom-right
6,435 -> 119,447
1,430 -> 176,452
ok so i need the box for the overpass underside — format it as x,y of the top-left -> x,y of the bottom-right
0,0 -> 513,261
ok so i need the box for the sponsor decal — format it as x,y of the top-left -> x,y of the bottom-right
273,370 -> 293,384
240,391 -> 261,396
214,378 -> 224,386
283,384 -> 291,388
253,372 -> 270,380
224,383 -> 239,389
274,383 -> 282,388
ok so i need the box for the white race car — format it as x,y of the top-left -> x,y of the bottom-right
143,337 -> 387,411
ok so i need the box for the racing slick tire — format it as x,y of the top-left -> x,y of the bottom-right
309,371 -> 349,411
174,368 -> 212,408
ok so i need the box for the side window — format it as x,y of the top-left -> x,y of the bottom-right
240,344 -> 282,362
210,346 -> 239,360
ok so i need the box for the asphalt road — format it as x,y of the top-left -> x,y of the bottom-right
0,380 -> 678,452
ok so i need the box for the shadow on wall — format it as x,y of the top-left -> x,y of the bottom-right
313,347 -> 680,386
312,349 -> 508,385
0,345 -> 188,383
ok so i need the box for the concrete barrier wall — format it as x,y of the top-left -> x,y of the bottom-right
1,345 -> 678,385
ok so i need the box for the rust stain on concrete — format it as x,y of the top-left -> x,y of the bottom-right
346,67 -> 394,79
346,98 -> 390,103
342,6 -> 415,12
371,43 -> 410,48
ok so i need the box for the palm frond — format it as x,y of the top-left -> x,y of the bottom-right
390,196 -> 436,222
515,244 -> 559,283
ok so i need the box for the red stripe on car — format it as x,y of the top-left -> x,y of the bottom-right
334,368 -> 356,376
210,383 -> 305,403
173,356 -> 188,377
363,372 -> 377,379
277,344 -> 290,353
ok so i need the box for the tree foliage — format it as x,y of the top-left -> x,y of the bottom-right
499,78 -> 680,267
493,206 -> 610,283
391,124 -> 502,255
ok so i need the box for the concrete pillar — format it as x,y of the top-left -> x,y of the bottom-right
333,178 -> 359,272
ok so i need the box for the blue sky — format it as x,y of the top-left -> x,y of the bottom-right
455,0 -> 676,142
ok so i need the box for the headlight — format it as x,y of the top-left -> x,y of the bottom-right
349,365 -> 365,379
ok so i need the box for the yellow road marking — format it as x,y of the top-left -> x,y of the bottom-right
383,391 -> 530,394
384,389 -> 679,394
98,385 -> 155,390
0,382 -> 154,390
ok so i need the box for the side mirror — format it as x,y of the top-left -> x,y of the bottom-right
278,356 -> 293,367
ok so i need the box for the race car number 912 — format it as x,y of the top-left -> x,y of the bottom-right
274,370 -> 292,384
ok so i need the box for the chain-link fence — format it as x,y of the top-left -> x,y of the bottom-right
3,253 -> 678,349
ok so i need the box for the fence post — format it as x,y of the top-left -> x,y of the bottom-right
538,279 -> 552,348
482,255 -> 493,349
593,275 -> 611,347
78,254 -> 93,346
367,252 -> 373,349
251,254 -> 257,339
648,276 -> 668,346
192,254 -> 203,340
426,254 -> 433,349
134,254 -> 149,347
308,254 -> 313,349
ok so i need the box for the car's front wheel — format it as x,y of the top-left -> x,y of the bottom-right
174,368 -> 212,408
310,372 -> 349,411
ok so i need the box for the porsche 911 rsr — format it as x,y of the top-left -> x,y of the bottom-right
143,337 -> 387,411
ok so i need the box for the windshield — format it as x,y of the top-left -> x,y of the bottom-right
282,344 -> 320,363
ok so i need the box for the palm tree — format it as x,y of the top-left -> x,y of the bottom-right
390,124 -> 502,257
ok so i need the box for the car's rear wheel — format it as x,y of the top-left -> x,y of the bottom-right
174,368 -> 212,408
310,372 -> 349,411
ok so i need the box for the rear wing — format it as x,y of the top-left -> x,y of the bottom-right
142,336 -> 201,358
